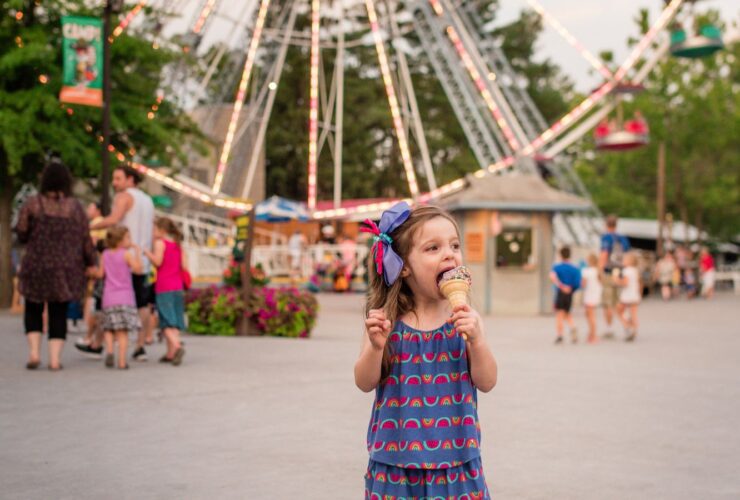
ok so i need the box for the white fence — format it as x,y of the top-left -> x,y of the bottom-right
716,265 -> 740,294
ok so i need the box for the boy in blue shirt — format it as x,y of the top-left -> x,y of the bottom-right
550,246 -> 582,344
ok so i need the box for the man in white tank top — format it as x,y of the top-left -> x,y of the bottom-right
88,166 -> 155,361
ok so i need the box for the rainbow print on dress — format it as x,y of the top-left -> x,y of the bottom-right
365,320 -> 489,498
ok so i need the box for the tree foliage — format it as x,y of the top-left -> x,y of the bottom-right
0,0 -> 203,306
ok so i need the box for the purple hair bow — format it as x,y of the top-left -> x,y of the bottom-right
360,201 -> 411,286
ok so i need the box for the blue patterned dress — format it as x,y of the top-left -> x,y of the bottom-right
365,320 -> 490,499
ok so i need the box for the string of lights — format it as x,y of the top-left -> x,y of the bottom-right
211,0 -> 272,194
365,0 -> 420,199
445,25 -> 520,151
307,0 -> 321,210
191,0 -> 219,34
525,0 -> 613,80
111,1 -> 147,42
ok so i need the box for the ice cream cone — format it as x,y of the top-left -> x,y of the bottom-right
439,279 -> 471,341
440,279 -> 470,308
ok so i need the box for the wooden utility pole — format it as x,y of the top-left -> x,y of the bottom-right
656,141 -> 666,256
101,0 -> 123,214
235,207 -> 256,336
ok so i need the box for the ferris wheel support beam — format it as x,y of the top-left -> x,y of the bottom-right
412,2 -> 506,167
240,1 -> 299,200
437,0 -> 530,150
383,0 -> 437,191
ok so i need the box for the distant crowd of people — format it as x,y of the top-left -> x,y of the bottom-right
549,214 -> 717,345
14,161 -> 188,371
289,225 -> 365,293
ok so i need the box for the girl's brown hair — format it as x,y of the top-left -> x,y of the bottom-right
155,216 -> 183,244
364,205 -> 460,381
105,226 -> 129,249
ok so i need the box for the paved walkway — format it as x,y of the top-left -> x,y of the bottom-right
1,293 -> 739,499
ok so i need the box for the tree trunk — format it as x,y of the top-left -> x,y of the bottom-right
0,171 -> 14,309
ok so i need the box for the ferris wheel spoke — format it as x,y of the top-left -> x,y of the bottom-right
211,0 -> 273,195
307,0 -> 321,210
191,0 -> 220,35
111,1 -> 148,43
365,0 -> 420,200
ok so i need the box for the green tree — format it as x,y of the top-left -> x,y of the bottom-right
0,0 -> 202,307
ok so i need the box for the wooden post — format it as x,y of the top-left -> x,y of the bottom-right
656,141 -> 666,256
234,207 -> 256,336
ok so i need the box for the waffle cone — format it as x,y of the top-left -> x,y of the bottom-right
440,279 -> 470,308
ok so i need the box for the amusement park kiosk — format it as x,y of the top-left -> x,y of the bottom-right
442,175 -> 590,316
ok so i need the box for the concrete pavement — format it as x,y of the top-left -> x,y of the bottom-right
1,293 -> 739,499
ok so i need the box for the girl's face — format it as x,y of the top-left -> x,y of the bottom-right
153,224 -> 164,239
402,217 -> 462,301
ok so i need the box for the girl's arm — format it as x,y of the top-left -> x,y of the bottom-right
451,305 -> 497,393
143,239 -> 165,268
125,246 -> 144,274
180,245 -> 189,271
354,309 -> 391,392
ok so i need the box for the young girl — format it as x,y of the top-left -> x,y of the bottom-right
581,253 -> 603,344
143,217 -> 187,366
617,252 -> 641,342
355,203 -> 497,498
99,226 -> 142,369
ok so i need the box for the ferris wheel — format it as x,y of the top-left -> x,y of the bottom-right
116,0 -> 725,242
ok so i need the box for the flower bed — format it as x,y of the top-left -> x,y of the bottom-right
186,285 -> 318,338
247,286 -> 318,338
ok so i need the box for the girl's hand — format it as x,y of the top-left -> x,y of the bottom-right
365,309 -> 391,351
450,304 -> 484,344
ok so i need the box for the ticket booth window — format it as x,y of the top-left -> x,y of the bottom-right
495,228 -> 533,268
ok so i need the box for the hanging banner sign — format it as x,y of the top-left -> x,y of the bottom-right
60,16 -> 103,107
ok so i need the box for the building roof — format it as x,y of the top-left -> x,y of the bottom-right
441,174 -> 592,212
608,218 -> 708,241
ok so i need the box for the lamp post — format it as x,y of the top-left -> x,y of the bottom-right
100,0 -> 124,215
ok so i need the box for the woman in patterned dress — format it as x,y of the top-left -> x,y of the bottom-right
355,203 -> 498,499
14,160 -> 96,370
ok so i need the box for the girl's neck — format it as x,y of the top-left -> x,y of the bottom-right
401,296 -> 450,331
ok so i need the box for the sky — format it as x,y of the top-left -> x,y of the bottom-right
164,0 -> 739,91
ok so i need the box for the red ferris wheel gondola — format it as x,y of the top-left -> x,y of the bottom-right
594,111 -> 649,151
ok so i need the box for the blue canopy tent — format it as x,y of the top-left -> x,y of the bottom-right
255,195 -> 310,222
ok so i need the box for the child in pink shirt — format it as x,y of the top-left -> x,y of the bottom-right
143,217 -> 188,366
